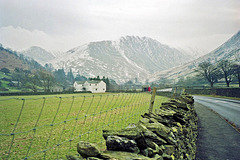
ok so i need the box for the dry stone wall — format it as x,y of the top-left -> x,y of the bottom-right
70,94 -> 197,160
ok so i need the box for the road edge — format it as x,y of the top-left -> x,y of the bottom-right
195,101 -> 240,133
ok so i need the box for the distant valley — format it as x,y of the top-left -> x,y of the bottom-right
2,31 -> 239,84
18,36 -> 201,83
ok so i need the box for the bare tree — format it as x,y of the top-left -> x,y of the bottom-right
232,64 -> 240,87
12,68 -> 31,88
195,61 -> 220,87
217,60 -> 234,87
26,73 -> 40,92
38,69 -> 55,92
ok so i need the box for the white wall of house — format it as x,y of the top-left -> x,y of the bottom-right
89,81 -> 106,93
73,81 -> 84,91
74,81 -> 106,93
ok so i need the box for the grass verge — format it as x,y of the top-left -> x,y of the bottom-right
194,94 -> 240,101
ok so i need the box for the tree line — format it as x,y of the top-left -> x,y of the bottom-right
1,67 -> 84,92
1,68 -> 55,92
195,59 -> 240,87
0,66 -> 117,92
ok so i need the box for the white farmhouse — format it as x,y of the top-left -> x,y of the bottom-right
73,80 -> 106,93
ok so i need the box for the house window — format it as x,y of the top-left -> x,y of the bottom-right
90,84 -> 91,86
103,88 -> 105,90
96,89 -> 97,91
95,84 -> 97,86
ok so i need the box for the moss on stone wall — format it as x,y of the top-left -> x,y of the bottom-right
70,94 -> 198,160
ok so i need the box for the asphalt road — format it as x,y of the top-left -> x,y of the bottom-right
194,96 -> 240,127
195,102 -> 240,160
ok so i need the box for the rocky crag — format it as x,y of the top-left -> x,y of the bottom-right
70,94 -> 197,160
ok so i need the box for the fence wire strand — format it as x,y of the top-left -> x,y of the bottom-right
6,99 -> 26,159
0,92 -> 155,159
24,97 -> 46,159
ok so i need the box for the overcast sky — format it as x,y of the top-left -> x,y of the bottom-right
0,0 -> 240,53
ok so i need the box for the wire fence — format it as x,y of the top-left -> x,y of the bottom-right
0,92 -> 162,160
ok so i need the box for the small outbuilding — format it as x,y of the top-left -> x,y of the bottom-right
51,85 -> 63,92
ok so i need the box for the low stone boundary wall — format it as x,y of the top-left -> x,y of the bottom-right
185,88 -> 240,98
69,94 -> 197,160
155,91 -> 173,98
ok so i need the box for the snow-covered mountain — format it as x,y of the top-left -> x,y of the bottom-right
150,30 -> 240,82
19,46 -> 56,65
50,50 -> 66,58
49,36 -> 191,83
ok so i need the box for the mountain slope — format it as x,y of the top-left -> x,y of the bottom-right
150,30 -> 240,82
178,47 -> 207,60
0,46 -> 43,71
50,36 -> 191,83
50,41 -> 150,83
116,36 -> 191,72
20,46 -> 56,65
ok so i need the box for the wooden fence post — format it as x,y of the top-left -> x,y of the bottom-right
173,87 -> 177,97
149,87 -> 157,114
181,88 -> 186,95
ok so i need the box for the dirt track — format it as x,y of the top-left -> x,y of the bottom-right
195,102 -> 240,160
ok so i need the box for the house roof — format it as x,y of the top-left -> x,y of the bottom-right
75,81 -> 86,84
88,80 -> 102,84
75,80 -> 103,85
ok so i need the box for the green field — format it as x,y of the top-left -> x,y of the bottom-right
0,92 -> 169,159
